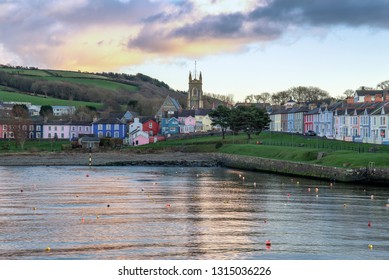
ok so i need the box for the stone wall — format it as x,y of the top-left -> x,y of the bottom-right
214,153 -> 368,183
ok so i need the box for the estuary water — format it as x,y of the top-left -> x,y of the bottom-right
0,166 -> 388,260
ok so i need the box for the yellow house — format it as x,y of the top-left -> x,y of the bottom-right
195,109 -> 213,132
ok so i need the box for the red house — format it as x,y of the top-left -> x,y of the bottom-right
140,117 -> 159,136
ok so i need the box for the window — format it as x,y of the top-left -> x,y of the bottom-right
114,124 -> 119,130
98,124 -> 103,130
48,133 -> 51,138
98,132 -> 103,138
79,126 -> 82,131
106,124 -> 111,130
149,122 -> 153,129
37,126 -> 41,131
61,126 -> 64,131
61,133 -> 64,138
72,126 -> 76,131
49,126 -> 51,131
22,125 -> 27,131
2,125 -> 6,130
29,125 -> 34,131
106,131 -> 111,137
85,127 -> 89,132
36,132 -> 41,138
55,126 -> 57,131
114,132 -> 119,138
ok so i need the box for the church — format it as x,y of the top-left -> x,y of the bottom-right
187,67 -> 204,109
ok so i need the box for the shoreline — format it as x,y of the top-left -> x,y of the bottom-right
1,151 -> 388,184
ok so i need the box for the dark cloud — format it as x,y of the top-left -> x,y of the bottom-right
129,0 -> 389,51
249,0 -> 389,28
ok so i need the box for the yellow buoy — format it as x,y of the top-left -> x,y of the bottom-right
45,246 -> 51,252
368,244 -> 373,250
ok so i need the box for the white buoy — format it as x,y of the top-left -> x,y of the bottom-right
253,182 -> 257,187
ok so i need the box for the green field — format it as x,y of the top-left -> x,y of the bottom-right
0,88 -> 102,108
0,67 -> 51,77
36,76 -> 138,92
45,69 -> 108,79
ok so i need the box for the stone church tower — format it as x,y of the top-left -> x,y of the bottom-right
187,69 -> 203,109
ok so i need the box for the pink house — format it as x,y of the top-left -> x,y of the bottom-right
177,110 -> 196,134
129,130 -> 149,146
43,120 -> 92,140
43,121 -> 71,140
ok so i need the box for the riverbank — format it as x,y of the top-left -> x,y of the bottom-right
0,151 -> 218,167
1,151 -> 388,184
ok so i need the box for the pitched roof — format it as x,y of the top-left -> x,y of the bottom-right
195,108 -> 212,116
93,118 -> 124,124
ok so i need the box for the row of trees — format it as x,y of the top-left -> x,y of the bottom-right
209,105 -> 270,140
244,86 -> 332,105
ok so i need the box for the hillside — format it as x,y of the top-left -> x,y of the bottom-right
0,65 -> 197,116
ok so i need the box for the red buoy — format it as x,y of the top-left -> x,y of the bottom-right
265,240 -> 272,246
368,221 -> 372,227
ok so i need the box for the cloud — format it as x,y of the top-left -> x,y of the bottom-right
2,0 -> 389,71
129,0 -> 389,52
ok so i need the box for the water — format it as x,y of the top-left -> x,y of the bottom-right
0,166 -> 388,260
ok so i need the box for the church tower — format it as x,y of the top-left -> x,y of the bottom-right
187,63 -> 203,109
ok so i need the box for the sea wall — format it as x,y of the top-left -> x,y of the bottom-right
214,153 -> 373,183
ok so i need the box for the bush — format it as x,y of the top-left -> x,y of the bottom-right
215,142 -> 223,149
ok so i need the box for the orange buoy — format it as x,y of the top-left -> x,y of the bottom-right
166,204 -> 171,208
315,187 -> 319,193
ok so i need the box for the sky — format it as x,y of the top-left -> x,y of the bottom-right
1,0 -> 389,102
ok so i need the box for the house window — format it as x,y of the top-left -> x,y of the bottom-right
22,125 -> 27,131
2,125 -> 6,130
149,122 -> 153,129
48,133 -> 51,138
61,126 -> 64,131
36,132 -> 41,138
106,131 -> 111,137
48,126 -> 51,131
170,127 -> 176,132
55,126 -> 57,131
98,124 -> 103,130
79,126 -> 82,131
61,133 -> 64,138
98,132 -> 103,138
29,125 -> 34,131
85,127 -> 89,132
114,124 -> 119,130
114,132 -> 119,138
72,126 -> 76,131
106,124 -> 111,130
37,126 -> 41,131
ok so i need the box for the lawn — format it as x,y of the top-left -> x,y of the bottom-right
36,76 -> 138,92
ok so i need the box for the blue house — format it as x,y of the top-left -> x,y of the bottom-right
160,117 -> 180,135
29,119 -> 44,139
92,118 -> 127,139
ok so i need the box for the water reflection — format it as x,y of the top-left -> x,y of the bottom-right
0,166 -> 388,260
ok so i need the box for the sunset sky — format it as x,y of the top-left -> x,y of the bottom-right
1,0 -> 389,101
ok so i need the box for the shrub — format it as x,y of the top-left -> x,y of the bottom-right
215,142 -> 223,149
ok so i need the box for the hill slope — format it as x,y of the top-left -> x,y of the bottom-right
0,65 -> 192,115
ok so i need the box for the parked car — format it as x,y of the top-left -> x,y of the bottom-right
305,130 -> 317,136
